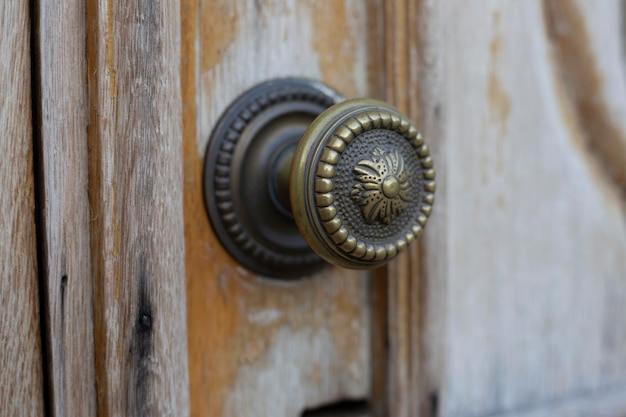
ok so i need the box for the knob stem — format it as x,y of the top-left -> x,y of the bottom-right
270,144 -> 295,217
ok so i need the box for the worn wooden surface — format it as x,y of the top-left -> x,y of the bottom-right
381,1 -> 445,416
180,0 -> 626,416
86,0 -> 190,415
181,1 -> 377,416
387,0 -> 626,416
381,2 -> 428,417
31,0 -> 97,414
0,1 -> 45,415
8,0 -> 623,415
489,382 -> 626,417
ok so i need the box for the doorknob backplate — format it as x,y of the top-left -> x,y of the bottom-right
203,78 -> 342,278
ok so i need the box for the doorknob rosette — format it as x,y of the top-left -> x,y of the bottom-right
290,99 -> 435,269
204,79 -> 435,278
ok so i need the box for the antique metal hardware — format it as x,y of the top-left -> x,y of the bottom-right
204,78 -> 435,278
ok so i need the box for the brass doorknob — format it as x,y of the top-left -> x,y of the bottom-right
204,78 -> 435,278
290,98 -> 435,269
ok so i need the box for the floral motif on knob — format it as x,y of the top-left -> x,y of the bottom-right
350,146 -> 411,225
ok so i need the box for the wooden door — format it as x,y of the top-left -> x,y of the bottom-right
182,0 -> 626,416
2,0 -> 626,417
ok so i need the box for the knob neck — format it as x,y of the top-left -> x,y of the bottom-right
269,144 -> 295,218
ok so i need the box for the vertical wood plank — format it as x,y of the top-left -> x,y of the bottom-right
388,0 -> 626,416
383,2 -> 417,415
380,1 -> 446,416
31,0 -> 97,414
439,1 -> 626,412
182,1 -> 373,416
86,0 -> 190,415
0,0 -> 45,415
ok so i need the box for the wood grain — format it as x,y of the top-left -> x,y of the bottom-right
388,0 -> 626,416
379,1 -> 446,417
31,0 -> 97,414
182,1 -> 375,416
0,0 -> 45,415
383,2 -> 420,414
86,0 -> 190,415
544,0 -> 626,192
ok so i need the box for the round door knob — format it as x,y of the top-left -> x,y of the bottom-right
290,99 -> 435,269
204,78 -> 435,278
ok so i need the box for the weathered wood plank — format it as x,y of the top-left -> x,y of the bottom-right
182,1 -> 375,416
0,1 -> 45,415
383,1 -> 421,410
390,0 -> 626,416
86,0 -> 190,415
31,0 -> 97,414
